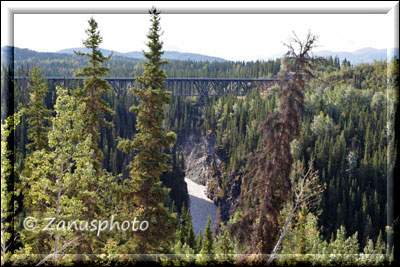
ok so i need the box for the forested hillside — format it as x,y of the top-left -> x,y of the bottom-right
4,46 -> 281,78
1,9 -> 397,266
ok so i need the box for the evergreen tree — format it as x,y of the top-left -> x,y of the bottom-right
178,203 -> 188,244
215,225 -> 235,263
117,7 -> 177,254
201,216 -> 214,254
73,17 -> 119,256
26,65 -> 51,151
74,17 -> 113,167
176,203 -> 196,250
375,231 -> 385,254
186,214 -> 196,250
196,230 -> 203,254
6,23 -> 395,265
171,241 -> 195,264
196,216 -> 214,264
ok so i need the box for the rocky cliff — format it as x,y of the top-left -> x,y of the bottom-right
177,132 -> 221,185
176,131 -> 242,222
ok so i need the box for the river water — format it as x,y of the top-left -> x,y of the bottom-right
185,178 -> 217,234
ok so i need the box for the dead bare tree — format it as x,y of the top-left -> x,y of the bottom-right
228,31 -> 319,263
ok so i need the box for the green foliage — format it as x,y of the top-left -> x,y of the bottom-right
275,154 -> 390,265
200,216 -> 214,255
176,204 -> 196,251
170,241 -> 196,265
5,21 -> 397,264
75,17 -> 114,164
25,65 -> 51,151
19,87 -> 100,263
160,149 -> 188,211
310,111 -> 334,136
214,224 -> 235,264
196,230 -> 203,254
11,46 -> 282,78
1,111 -> 23,266
116,8 -> 177,254
278,209 -> 388,265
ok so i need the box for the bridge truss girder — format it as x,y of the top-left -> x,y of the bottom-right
14,77 -> 279,97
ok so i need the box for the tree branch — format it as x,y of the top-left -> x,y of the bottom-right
36,236 -> 81,266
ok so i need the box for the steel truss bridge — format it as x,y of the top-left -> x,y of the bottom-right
14,77 -> 280,96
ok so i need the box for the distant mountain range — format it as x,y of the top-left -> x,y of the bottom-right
1,46 -> 398,66
57,47 -> 227,62
268,47 -> 399,65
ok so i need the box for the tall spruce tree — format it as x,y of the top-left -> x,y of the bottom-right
117,7 -> 177,254
196,230 -> 203,254
196,216 -> 214,264
73,17 -> 118,257
178,203 -> 188,244
26,65 -> 51,151
75,17 -> 113,167
186,214 -> 196,250
201,216 -> 214,254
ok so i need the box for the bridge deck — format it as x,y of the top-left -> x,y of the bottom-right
14,76 -> 280,96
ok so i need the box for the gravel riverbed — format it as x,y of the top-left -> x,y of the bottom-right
185,178 -> 217,234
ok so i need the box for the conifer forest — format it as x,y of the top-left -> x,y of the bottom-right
1,7 -> 399,266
